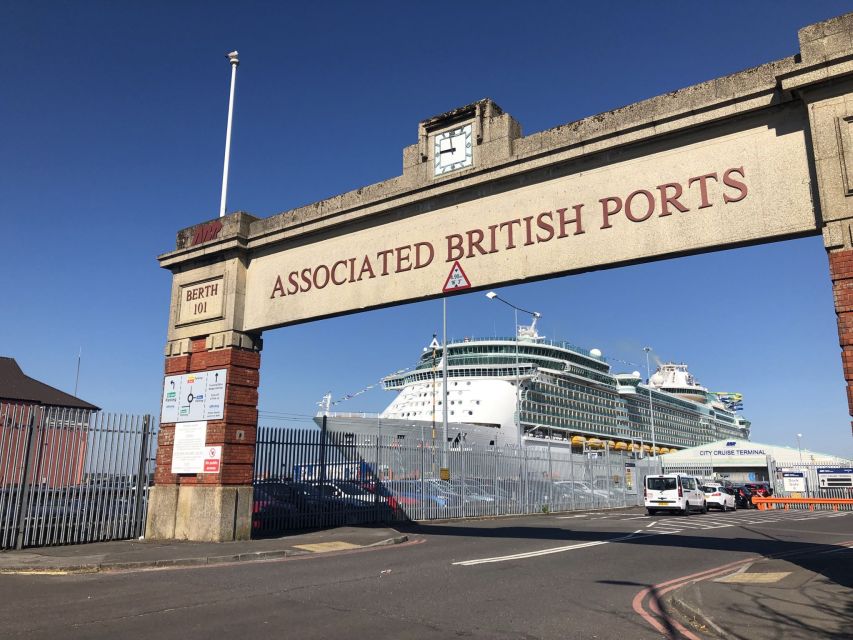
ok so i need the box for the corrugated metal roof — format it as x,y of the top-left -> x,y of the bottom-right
0,357 -> 99,410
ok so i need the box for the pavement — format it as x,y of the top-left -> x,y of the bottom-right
0,526 -> 408,574
666,541 -> 853,639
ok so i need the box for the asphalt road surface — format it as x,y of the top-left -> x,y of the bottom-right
1,507 -> 851,639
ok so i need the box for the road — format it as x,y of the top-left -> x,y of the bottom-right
1,507 -> 850,639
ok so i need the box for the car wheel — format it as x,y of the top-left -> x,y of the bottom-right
682,501 -> 690,516
702,502 -> 708,514
647,509 -> 657,516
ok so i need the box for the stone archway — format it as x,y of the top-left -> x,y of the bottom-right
147,13 -> 853,541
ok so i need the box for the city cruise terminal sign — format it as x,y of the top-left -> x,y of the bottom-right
243,114 -> 814,331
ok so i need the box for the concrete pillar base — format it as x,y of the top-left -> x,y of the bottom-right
146,485 -> 254,542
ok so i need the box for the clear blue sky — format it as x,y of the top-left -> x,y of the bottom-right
3,1 -> 852,458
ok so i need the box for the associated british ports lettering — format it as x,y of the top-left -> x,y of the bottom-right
268,166 -> 748,299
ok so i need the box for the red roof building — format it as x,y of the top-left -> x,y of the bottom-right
0,357 -> 99,487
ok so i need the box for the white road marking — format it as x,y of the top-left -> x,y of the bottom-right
453,530 -> 663,566
646,521 -> 657,528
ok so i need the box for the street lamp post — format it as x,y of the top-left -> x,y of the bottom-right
485,292 -> 540,449
796,433 -> 803,464
442,298 -> 448,464
643,347 -> 657,457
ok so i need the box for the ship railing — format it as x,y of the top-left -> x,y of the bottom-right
440,336 -> 606,361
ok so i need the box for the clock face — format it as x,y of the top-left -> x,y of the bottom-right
434,123 -> 473,176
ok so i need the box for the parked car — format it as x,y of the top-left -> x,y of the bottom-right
385,480 -> 460,509
553,481 -> 602,506
644,473 -> 707,515
744,482 -> 773,497
701,483 -> 736,511
317,481 -> 376,505
448,479 -> 496,503
731,485 -> 755,509
252,482 -> 302,530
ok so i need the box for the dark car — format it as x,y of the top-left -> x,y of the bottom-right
731,485 -> 755,509
744,482 -> 772,497
252,482 -> 302,530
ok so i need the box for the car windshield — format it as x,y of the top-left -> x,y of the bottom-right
647,477 -> 677,491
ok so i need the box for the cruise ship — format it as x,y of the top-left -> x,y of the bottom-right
322,320 -> 750,453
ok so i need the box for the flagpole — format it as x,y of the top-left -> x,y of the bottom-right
219,51 -> 239,218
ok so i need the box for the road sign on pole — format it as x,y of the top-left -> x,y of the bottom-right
443,261 -> 471,292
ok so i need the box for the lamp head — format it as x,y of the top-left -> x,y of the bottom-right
226,50 -> 240,66
485,291 -> 497,300
643,346 -> 651,353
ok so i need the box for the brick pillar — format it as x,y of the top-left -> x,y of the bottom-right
828,249 -> 853,439
146,335 -> 261,541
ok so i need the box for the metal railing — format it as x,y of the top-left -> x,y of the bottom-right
768,459 -> 853,500
0,404 -> 158,549
252,419 -> 663,536
753,496 -> 853,512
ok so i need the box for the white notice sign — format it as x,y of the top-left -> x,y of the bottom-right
171,421 -> 208,474
782,472 -> 807,493
160,369 -> 227,423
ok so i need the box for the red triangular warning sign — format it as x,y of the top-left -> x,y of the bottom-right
443,261 -> 471,292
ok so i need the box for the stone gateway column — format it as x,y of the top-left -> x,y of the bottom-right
146,332 -> 261,541
828,252 -> 853,437
796,17 -> 853,441
147,213 -> 262,542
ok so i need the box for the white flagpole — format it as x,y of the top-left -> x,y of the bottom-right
219,51 -> 240,218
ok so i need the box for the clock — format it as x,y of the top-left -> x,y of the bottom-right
433,123 -> 473,176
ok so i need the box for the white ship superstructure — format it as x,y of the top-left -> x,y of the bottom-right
323,323 -> 750,451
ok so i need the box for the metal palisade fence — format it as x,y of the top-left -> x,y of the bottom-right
769,458 -> 853,504
252,421 -> 663,535
0,404 -> 158,550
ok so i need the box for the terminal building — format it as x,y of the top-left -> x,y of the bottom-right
659,438 -> 851,482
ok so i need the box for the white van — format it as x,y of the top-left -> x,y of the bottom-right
644,473 -> 707,515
